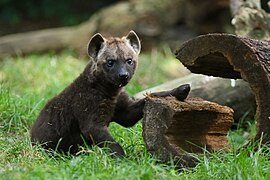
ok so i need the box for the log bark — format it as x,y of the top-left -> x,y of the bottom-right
135,74 -> 256,122
175,33 -> 270,143
143,96 -> 233,168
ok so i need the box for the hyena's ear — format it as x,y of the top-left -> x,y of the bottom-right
125,30 -> 141,55
87,33 -> 105,59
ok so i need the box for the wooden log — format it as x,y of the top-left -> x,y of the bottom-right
175,33 -> 270,143
0,0 -> 232,58
143,96 -> 233,168
0,0 -> 185,58
0,27 -> 75,57
135,74 -> 256,122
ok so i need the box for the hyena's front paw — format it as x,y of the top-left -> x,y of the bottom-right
108,142 -> 125,157
170,84 -> 190,101
150,84 -> 191,101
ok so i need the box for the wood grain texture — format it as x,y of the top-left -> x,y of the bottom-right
175,33 -> 270,143
143,96 -> 233,168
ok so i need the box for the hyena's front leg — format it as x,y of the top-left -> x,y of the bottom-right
150,84 -> 190,101
112,91 -> 145,127
79,121 -> 125,156
112,84 -> 190,127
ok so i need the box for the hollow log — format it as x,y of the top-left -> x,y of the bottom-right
135,74 -> 255,122
142,96 -> 233,168
175,33 -> 270,143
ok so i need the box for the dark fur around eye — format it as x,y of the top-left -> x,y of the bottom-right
126,59 -> 134,65
107,59 -> 115,67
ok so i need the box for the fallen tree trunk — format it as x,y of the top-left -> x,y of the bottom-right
0,27 -> 75,56
0,0 -> 231,58
175,33 -> 270,143
143,96 -> 233,168
0,0 -> 185,58
0,14 -> 99,57
135,74 -> 256,122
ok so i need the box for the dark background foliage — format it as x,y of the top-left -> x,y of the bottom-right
0,0 -> 117,35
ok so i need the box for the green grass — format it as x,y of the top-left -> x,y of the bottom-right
0,50 -> 270,179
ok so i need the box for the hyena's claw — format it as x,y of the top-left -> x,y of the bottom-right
143,92 -> 151,97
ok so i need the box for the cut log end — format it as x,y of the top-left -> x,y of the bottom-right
142,96 -> 234,167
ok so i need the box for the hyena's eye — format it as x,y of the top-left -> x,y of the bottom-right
107,59 -> 115,67
126,58 -> 134,65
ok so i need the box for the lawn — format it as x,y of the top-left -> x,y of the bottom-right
0,49 -> 270,179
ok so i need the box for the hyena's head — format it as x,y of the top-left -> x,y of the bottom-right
87,30 -> 141,87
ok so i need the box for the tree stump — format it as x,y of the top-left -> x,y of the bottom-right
142,96 -> 233,168
175,33 -> 270,143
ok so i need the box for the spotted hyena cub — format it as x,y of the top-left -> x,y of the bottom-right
31,30 -> 190,156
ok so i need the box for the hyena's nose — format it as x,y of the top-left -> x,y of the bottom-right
119,72 -> 129,80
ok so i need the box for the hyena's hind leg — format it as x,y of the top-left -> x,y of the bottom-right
79,122 -> 125,156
